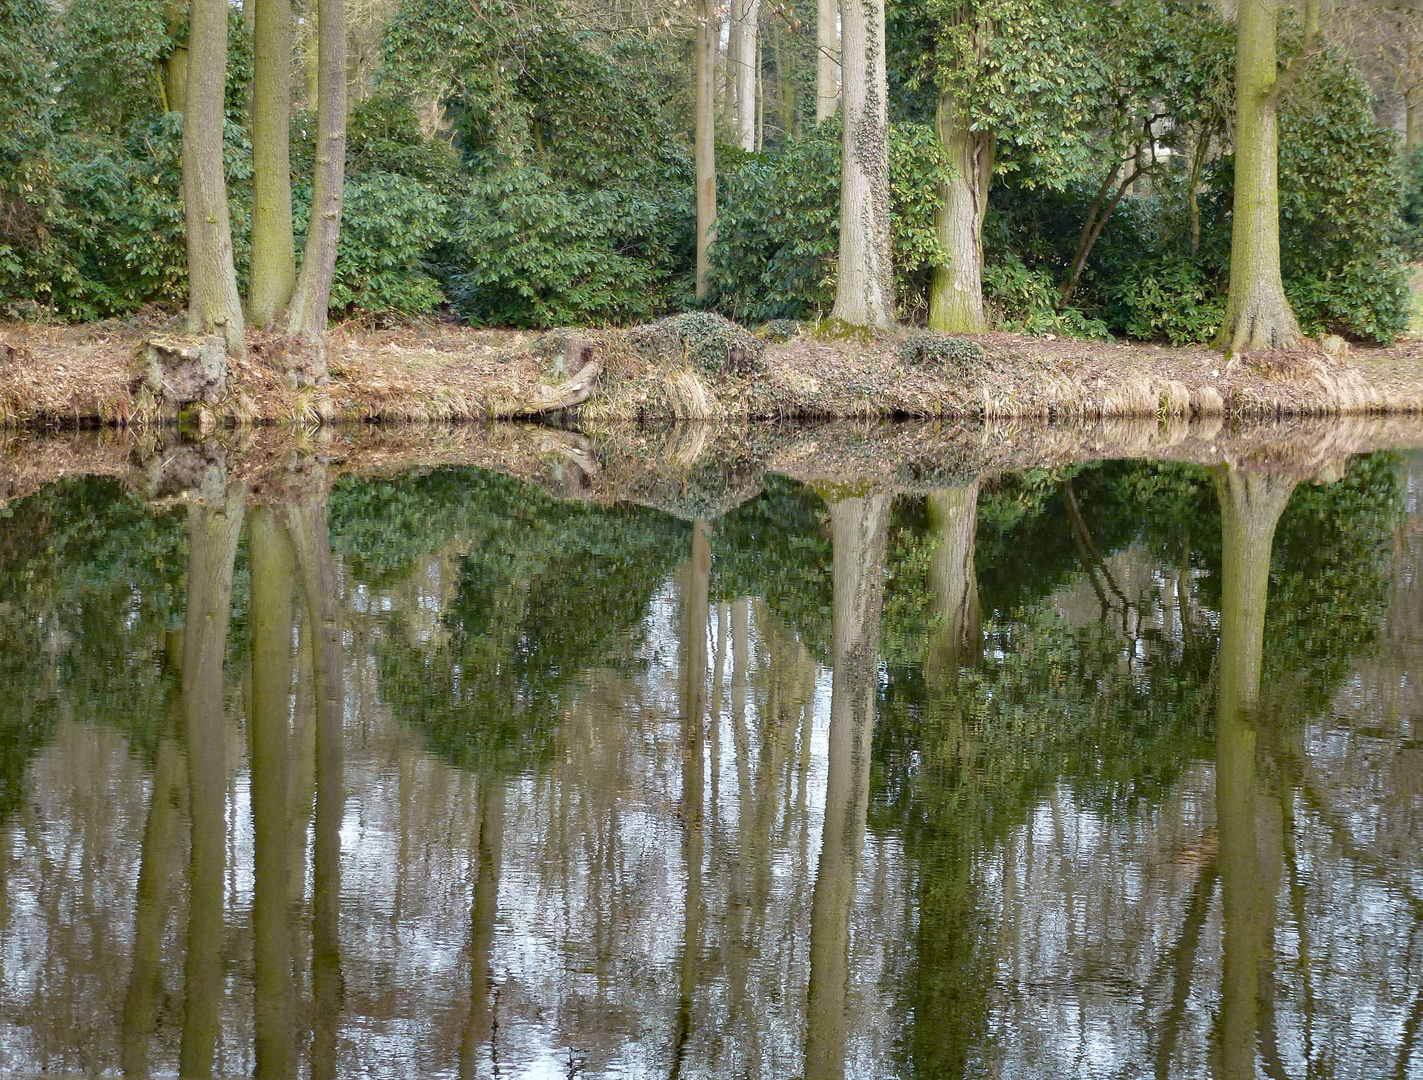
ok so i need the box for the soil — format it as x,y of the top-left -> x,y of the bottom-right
1,311 -> 1421,428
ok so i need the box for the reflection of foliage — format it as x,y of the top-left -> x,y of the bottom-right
332,467 -> 687,775
0,477 -> 187,818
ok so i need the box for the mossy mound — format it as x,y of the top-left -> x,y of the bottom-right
628,313 -> 765,377
897,330 -> 987,372
755,319 -> 803,343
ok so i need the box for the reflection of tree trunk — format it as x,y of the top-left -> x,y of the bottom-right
460,779 -> 505,1079
925,484 -> 980,689
1213,468 -> 1295,1080
805,495 -> 889,1080
290,498 -> 345,1080
673,521 -> 711,1076
122,709 -> 187,1077
249,508 -> 297,1079
179,493 -> 245,1078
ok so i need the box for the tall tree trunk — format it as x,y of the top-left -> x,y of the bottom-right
924,483 -> 980,689
928,95 -> 991,333
164,0 -> 191,116
178,492 -> 245,1078
726,7 -> 742,127
695,1 -> 718,299
816,0 -> 839,121
772,20 -> 795,138
183,0 -> 248,356
249,508 -> 297,1080
285,0 -> 346,352
289,495 -> 345,1080
459,779 -> 505,1079
1213,466 -> 1296,1080
1407,85 -> 1422,156
805,495 -> 889,1080
672,521 -> 711,1075
829,0 -> 894,330
733,0 -> 760,151
1216,0 -> 1301,353
249,0 -> 297,327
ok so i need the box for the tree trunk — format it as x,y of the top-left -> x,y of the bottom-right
928,95 -> 991,334
183,0 -> 248,356
1213,466 -> 1296,1080
249,0 -> 297,327
924,483 -> 980,689
285,0 -> 346,351
772,20 -> 795,138
816,0 -> 839,121
249,508 -> 297,1080
672,521 -> 711,1075
726,6 -> 742,127
1216,0 -> 1301,353
805,495 -> 889,1080
289,495 -> 345,1080
829,0 -> 894,331
178,492 -> 245,1078
733,0 -> 760,151
695,0 -> 718,299
1407,86 -> 1422,156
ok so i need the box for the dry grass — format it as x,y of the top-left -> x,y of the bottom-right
3,314 -> 1423,427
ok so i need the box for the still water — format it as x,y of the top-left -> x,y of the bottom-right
1,427 -> 1422,1078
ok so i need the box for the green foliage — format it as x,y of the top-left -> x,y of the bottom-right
982,253 -> 1110,339
628,312 -> 766,376
1401,146 -> 1423,260
1105,250 -> 1225,345
897,330 -> 986,371
708,119 -> 951,322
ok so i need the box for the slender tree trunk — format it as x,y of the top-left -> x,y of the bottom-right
249,0 -> 297,327
285,0 -> 346,350
289,496 -> 344,1080
183,0 -> 248,355
733,0 -> 760,151
459,779 -> 505,1079
1188,130 -> 1211,256
178,492 -> 245,1078
1213,466 -> 1296,1080
772,20 -> 795,138
672,521 -> 710,1075
805,495 -> 889,1080
816,0 -> 839,121
1216,0 -> 1301,353
1060,156 -> 1143,306
726,7 -> 742,127
830,0 -> 894,330
1407,85 -> 1422,156
695,1 -> 718,299
249,508 -> 297,1079
924,483 -> 980,689
928,95 -> 991,333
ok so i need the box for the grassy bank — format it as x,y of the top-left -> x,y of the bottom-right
2,313 -> 1423,428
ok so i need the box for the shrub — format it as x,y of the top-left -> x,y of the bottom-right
628,312 -> 765,376
897,330 -> 986,370
983,254 -> 1111,339
1106,251 -> 1225,345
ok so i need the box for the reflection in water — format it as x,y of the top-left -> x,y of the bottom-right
0,445 -> 1421,1077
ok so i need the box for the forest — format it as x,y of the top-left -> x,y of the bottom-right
2,0 -> 1422,375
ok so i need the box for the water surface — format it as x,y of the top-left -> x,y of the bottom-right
2,428 -> 1422,1078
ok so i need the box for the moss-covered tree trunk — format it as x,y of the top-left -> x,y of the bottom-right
805,494 -> 889,1080
929,95 -> 992,334
182,0 -> 247,356
178,492 -> 244,1078
830,0 -> 895,331
249,0 -> 297,328
249,508 -> 297,1079
284,0 -> 346,354
924,482 -> 981,688
1213,466 -> 1296,1080
1216,0 -> 1301,353
816,0 -> 839,121
695,1 -> 717,299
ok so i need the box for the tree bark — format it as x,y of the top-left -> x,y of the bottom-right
695,0 -> 718,299
829,0 -> 894,330
924,483 -> 980,689
1216,0 -> 1302,353
928,95 -> 991,333
805,495 -> 889,1080
178,491 -> 245,1078
183,0 -> 248,356
250,0 -> 297,327
285,0 -> 347,351
816,0 -> 839,121
1408,86 -> 1422,156
248,508 -> 297,1080
733,0 -> 760,151
1213,466 -> 1296,1080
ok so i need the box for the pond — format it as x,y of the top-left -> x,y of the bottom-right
1,419 -> 1421,1079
